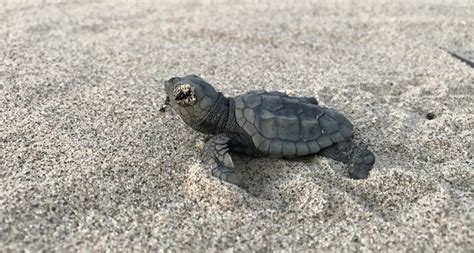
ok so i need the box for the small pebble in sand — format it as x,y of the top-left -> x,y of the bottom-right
159,105 -> 167,112
426,113 -> 436,120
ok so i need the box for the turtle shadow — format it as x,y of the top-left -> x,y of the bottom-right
232,154 -> 274,198
232,153 -> 345,199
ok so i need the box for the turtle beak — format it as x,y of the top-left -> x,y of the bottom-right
163,79 -> 173,107
164,77 -> 180,96
164,80 -> 172,94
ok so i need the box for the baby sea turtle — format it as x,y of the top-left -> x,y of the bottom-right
164,75 -> 375,186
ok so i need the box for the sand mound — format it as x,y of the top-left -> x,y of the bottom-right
183,164 -> 248,211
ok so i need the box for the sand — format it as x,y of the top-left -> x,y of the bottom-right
1,0 -> 473,251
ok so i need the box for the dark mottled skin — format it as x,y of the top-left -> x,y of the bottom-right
164,75 -> 375,186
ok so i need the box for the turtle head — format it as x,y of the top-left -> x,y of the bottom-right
164,75 -> 221,128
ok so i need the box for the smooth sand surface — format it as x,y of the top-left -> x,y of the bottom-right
1,0 -> 473,251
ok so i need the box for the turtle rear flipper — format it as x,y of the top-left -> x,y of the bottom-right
348,144 -> 375,179
318,141 -> 375,179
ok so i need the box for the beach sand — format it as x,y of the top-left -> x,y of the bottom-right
1,0 -> 473,251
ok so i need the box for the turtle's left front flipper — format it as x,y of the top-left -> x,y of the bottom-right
201,134 -> 242,186
297,96 -> 318,105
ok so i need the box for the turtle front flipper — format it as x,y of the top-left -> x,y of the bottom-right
297,96 -> 318,105
265,91 -> 318,105
201,134 -> 242,186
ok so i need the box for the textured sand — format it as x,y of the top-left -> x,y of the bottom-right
1,0 -> 473,251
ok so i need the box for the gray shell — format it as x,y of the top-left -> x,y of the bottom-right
233,91 -> 353,156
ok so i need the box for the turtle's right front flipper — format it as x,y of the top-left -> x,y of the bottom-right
201,134 -> 242,186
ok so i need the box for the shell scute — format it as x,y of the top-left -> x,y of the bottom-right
243,94 -> 262,108
276,116 -> 300,141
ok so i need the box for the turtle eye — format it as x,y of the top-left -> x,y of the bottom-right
173,84 -> 196,106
